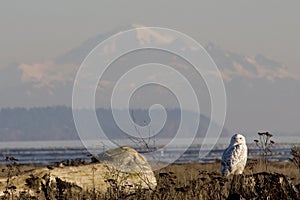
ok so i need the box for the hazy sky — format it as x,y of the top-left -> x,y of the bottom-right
0,1 -> 300,135
0,1 -> 299,75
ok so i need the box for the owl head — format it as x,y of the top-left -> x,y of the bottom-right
230,133 -> 246,145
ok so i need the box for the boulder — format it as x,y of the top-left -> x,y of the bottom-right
0,146 -> 156,197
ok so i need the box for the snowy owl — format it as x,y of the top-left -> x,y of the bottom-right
221,133 -> 247,176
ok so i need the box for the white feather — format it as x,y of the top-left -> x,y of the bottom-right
221,133 -> 248,176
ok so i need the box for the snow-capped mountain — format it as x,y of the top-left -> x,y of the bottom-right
0,25 -> 299,136
11,25 -> 297,96
206,42 -> 297,81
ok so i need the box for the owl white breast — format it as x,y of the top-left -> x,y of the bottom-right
221,133 -> 248,176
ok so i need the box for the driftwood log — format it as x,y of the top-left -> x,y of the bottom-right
227,172 -> 299,200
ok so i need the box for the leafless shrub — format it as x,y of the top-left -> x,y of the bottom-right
129,110 -> 157,155
254,132 -> 275,170
103,164 -> 133,200
2,156 -> 20,200
40,173 -> 53,200
290,146 -> 300,174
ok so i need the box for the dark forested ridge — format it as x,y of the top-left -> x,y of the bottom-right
0,106 -> 77,141
0,106 -> 229,141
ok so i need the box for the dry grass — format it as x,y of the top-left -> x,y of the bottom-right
0,164 -> 38,179
0,161 -> 299,199
156,161 -> 300,184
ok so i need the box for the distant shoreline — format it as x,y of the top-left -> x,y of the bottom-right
0,138 -> 297,165
0,136 -> 299,149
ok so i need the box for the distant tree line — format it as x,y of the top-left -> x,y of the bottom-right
0,106 -> 228,141
0,106 -> 77,141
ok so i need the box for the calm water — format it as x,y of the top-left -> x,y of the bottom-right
0,137 -> 298,165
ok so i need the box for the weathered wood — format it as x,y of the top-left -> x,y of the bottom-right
0,146 -> 157,197
227,172 -> 299,200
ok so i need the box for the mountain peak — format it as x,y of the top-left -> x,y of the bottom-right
205,43 -> 297,81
